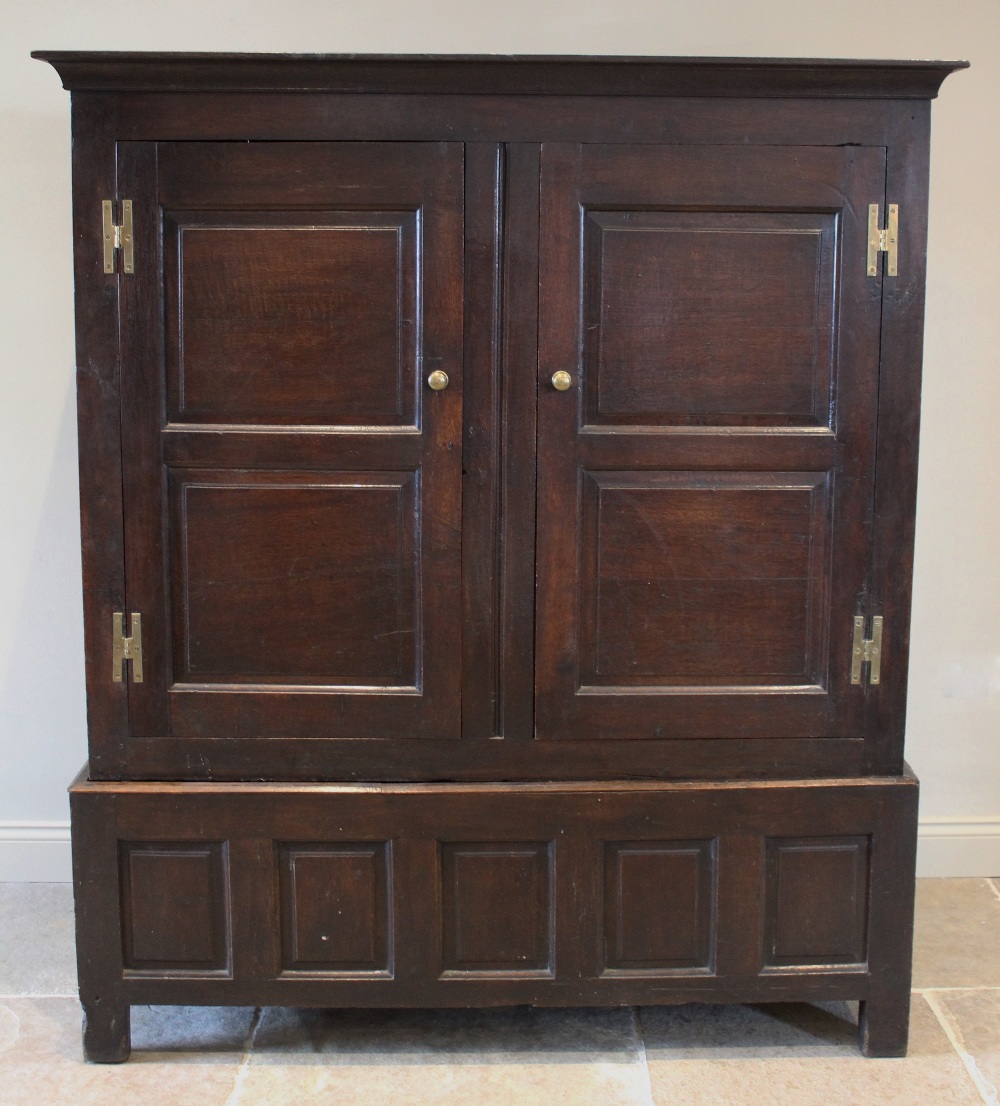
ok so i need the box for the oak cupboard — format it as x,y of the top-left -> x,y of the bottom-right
33,51 -> 966,1061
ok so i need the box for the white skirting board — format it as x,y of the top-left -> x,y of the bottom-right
915,817 -> 1000,878
1,818 -> 998,883
0,822 -> 74,882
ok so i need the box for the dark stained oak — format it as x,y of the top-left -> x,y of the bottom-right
57,90 -> 949,147
535,142 -> 883,744
69,769 -> 920,1059
441,843 -> 553,974
277,843 -> 391,973
763,837 -> 870,967
70,786 -> 130,1062
603,840 -> 715,972
865,101 -> 933,776
120,843 -> 230,970
99,734 -> 869,782
460,143 -> 505,740
169,471 -> 417,684
33,52 -> 965,99
36,53 -> 964,1061
166,215 -> 416,426
118,140 -> 465,749
581,471 -> 829,683
582,209 -> 836,426
83,129 -> 901,778
67,97 -> 129,779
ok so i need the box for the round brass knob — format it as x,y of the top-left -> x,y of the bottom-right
427,370 -> 450,391
551,370 -> 573,392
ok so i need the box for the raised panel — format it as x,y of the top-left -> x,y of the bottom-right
581,471 -> 831,686
169,470 -> 417,684
763,836 -> 871,967
603,840 -> 716,973
120,842 -> 230,972
583,211 -> 836,427
165,212 -> 416,427
278,843 -> 391,973
440,843 -> 553,975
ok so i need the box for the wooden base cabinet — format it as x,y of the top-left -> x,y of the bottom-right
35,52 -> 965,1060
72,772 -> 918,1062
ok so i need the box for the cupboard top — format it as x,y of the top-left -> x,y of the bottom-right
32,52 -> 967,99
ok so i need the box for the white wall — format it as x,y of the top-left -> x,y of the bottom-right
1,0 -> 997,879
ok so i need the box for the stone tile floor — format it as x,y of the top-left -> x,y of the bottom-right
0,878 -> 998,1105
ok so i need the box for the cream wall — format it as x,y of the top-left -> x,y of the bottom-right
1,0 -> 997,878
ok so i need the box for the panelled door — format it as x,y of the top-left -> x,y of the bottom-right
535,143 -> 884,742
118,142 -> 464,748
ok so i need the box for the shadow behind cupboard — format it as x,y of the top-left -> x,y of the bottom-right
33,51 -> 966,1061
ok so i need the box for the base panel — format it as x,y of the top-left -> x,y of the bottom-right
69,771 -> 918,1060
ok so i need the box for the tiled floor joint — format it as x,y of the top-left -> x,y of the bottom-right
924,991 -> 1000,1106
0,992 -> 77,1000
916,986 -> 1000,994
224,1006 -> 263,1106
630,1006 -> 656,1106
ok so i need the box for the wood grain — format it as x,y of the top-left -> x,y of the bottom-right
120,843 -> 230,970
763,836 -> 870,966
583,210 -> 835,426
167,215 -> 415,426
278,843 -> 391,973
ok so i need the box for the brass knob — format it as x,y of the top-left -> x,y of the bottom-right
551,370 -> 573,392
427,370 -> 449,391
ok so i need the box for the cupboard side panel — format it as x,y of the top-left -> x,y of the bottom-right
71,94 -> 129,777
866,103 -> 932,774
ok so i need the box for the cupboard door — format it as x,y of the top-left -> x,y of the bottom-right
535,144 -> 884,742
118,142 -> 463,749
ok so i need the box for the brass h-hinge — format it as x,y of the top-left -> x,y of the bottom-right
867,203 -> 898,277
102,199 -> 134,275
851,615 -> 884,686
112,612 -> 144,683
